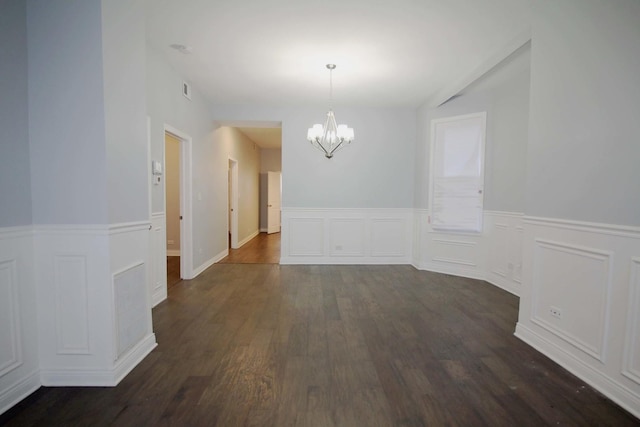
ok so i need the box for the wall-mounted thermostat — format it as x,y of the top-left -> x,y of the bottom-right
152,160 -> 162,175
152,160 -> 162,185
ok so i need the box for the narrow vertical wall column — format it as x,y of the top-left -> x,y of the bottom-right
27,0 -> 155,386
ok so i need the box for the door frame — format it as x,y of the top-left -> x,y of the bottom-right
228,157 -> 239,249
164,124 -> 194,280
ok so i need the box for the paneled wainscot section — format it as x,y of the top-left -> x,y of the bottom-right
280,208 -> 413,265
413,210 -> 523,296
34,223 -> 156,387
0,227 -> 39,415
516,217 -> 640,418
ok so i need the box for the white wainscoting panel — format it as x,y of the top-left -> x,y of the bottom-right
431,238 -> 478,267
150,213 -> 167,307
0,227 -> 40,416
281,209 -> 413,264
484,212 -> 524,295
623,258 -> 640,384
113,262 -> 148,359
414,210 -> 524,284
35,223 -> 156,387
108,222 -> 156,381
516,217 -> 640,419
0,260 -> 21,376
330,218 -> 365,257
287,217 -> 325,258
530,239 -> 611,362
371,218 -> 406,257
54,255 -> 90,355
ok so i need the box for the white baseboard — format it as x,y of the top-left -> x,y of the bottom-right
414,261 -> 486,282
281,256 -> 411,265
0,371 -> 40,416
40,334 -> 157,387
260,227 -> 268,233
166,249 -> 180,257
192,248 -> 228,278
113,334 -> 157,385
516,323 -> 640,420
237,230 -> 259,248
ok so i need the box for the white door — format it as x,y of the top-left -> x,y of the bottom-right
267,171 -> 281,234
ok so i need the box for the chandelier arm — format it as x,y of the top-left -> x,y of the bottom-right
328,138 -> 345,155
313,138 -> 331,156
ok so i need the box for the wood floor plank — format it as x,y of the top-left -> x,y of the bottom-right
1,264 -> 638,426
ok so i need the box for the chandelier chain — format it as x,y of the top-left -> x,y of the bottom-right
329,67 -> 333,109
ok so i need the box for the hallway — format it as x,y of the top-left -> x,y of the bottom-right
219,232 -> 280,264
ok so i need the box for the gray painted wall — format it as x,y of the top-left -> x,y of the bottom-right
146,44 -> 219,268
102,0 -> 148,224
211,105 -> 416,209
27,0 -> 108,224
415,45 -> 530,213
216,127 -> 260,243
0,0 -> 31,227
526,0 -> 640,226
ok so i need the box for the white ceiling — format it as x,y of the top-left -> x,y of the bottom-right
146,0 -> 532,109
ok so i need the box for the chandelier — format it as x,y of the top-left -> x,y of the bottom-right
306,64 -> 354,158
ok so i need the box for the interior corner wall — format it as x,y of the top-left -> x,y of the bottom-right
214,127 -> 260,245
164,134 -> 180,254
516,0 -> 640,417
146,44 -> 220,271
413,45 -> 530,295
260,148 -> 282,231
0,0 -> 31,228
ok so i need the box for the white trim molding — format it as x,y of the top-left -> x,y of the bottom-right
150,212 -> 167,307
0,371 -> 40,416
192,248 -> 229,278
237,230 -> 260,249
516,215 -> 640,419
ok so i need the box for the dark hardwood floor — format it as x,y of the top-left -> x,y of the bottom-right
1,264 -> 637,426
219,232 -> 280,264
167,256 -> 181,288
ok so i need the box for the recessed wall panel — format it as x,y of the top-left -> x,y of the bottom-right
114,262 -> 148,358
289,218 -> 324,256
54,255 -> 90,355
330,219 -> 365,256
431,238 -> 477,266
531,240 -> 611,361
371,219 -> 405,257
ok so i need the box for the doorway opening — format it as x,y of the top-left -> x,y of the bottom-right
163,125 -> 193,284
165,132 -> 181,287
216,121 -> 282,264
228,157 -> 239,249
